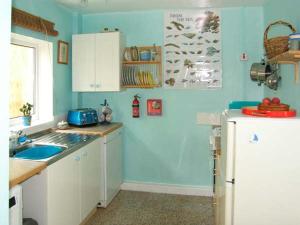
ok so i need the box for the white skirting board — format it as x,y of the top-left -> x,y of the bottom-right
120,181 -> 213,197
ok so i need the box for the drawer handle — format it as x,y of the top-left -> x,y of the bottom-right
212,197 -> 217,206
74,156 -> 81,161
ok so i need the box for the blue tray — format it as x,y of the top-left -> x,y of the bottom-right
229,101 -> 260,109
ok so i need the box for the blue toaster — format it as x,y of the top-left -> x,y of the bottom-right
67,108 -> 99,126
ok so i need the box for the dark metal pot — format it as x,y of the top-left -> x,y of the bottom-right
250,62 -> 273,85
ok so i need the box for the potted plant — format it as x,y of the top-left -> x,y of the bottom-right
19,103 -> 33,126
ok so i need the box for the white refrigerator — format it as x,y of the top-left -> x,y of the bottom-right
215,110 -> 300,225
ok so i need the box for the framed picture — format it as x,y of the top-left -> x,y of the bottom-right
147,99 -> 162,116
57,40 -> 69,64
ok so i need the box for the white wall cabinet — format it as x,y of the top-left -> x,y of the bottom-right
72,34 -> 96,92
72,32 -> 124,92
47,138 -> 101,225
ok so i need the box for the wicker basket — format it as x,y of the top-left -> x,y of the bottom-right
264,20 -> 296,59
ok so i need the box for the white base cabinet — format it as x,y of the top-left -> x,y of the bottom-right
99,128 -> 123,207
72,32 -> 124,92
47,149 -> 81,225
47,138 -> 101,225
80,139 -> 101,220
21,128 -> 123,224
22,138 -> 102,225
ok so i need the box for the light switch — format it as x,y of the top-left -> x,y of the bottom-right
240,53 -> 248,61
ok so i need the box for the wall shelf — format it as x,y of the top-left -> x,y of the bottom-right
122,46 -> 162,88
12,7 -> 58,36
268,50 -> 300,83
123,61 -> 160,65
122,84 -> 160,89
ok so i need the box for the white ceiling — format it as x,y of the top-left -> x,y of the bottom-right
56,0 -> 269,13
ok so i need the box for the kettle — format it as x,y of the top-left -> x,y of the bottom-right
99,99 -> 112,125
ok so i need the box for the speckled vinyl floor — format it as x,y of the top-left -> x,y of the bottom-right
87,191 -> 214,225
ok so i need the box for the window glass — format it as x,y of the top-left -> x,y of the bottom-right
9,33 -> 53,129
9,43 -> 36,119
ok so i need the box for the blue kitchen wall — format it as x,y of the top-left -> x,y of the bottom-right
11,0 -> 75,116
79,7 -> 264,187
264,0 -> 300,111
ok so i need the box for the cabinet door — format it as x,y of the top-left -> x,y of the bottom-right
214,155 -> 221,225
95,32 -> 121,92
105,129 -> 123,204
47,151 -> 81,225
80,139 -> 101,220
72,34 -> 96,92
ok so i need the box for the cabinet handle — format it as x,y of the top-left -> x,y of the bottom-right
90,84 -> 94,88
212,197 -> 217,206
74,156 -> 81,161
96,84 -> 100,88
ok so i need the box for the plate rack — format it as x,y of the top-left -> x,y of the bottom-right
122,46 -> 162,88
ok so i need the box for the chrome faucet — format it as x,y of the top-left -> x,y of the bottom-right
9,130 -> 32,149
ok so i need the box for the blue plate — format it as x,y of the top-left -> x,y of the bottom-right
14,146 -> 63,160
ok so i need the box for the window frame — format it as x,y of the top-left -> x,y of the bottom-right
9,40 -> 39,121
10,33 -> 53,129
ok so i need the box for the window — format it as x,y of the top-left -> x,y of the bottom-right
10,42 -> 37,119
10,33 -> 53,128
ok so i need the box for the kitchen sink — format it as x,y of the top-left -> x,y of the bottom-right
13,144 -> 65,160
11,132 -> 96,163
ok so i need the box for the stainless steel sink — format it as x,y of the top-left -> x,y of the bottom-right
11,131 -> 98,164
33,132 -> 91,148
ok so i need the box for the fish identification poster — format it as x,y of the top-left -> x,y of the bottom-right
164,10 -> 222,89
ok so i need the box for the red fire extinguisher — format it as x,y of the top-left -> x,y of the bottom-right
132,95 -> 140,118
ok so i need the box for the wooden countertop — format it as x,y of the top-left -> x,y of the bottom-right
55,122 -> 123,136
10,159 -> 47,188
